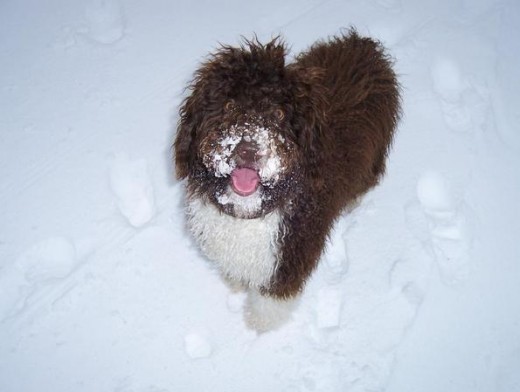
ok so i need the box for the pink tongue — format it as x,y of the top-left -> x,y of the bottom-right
231,168 -> 260,196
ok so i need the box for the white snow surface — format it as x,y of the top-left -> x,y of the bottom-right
1,0 -> 519,391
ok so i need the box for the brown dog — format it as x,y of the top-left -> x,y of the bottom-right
174,30 -> 400,331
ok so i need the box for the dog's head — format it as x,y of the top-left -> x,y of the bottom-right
175,38 -> 327,219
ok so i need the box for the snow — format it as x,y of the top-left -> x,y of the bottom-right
83,0 -> 126,45
416,171 -> 473,285
184,332 -> 213,359
1,0 -> 519,391
109,153 -> 156,227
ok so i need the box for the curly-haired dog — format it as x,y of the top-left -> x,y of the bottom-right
174,30 -> 401,331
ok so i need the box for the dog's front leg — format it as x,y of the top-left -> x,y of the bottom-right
244,288 -> 299,333
244,203 -> 332,332
266,200 -> 332,299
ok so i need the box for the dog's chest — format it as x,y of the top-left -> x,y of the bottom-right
186,197 -> 281,288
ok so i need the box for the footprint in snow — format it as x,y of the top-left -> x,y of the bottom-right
0,237 -> 79,320
84,0 -> 125,44
184,331 -> 213,359
315,286 -> 343,329
311,218 -> 349,329
416,171 -> 473,285
226,291 -> 246,313
109,153 -> 155,228
431,56 -> 489,134
322,217 -> 350,284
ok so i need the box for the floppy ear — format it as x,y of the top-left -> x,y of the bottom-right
174,90 -> 200,179
174,44 -> 248,180
175,61 -> 215,179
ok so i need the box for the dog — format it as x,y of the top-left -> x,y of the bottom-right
174,30 -> 401,331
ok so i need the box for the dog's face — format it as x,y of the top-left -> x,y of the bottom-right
175,39 -> 326,219
197,105 -> 302,219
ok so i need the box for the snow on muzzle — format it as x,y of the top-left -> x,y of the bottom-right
203,123 -> 284,188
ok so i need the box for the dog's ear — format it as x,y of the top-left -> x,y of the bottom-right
174,62 -> 214,180
174,91 -> 198,179
175,39 -> 288,179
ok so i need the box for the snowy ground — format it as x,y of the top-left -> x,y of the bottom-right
1,0 -> 520,391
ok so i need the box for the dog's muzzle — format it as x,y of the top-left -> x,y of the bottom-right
230,140 -> 264,196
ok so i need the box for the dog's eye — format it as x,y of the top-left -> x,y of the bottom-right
274,108 -> 285,121
224,100 -> 236,112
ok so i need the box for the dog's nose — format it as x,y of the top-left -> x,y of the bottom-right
235,140 -> 260,165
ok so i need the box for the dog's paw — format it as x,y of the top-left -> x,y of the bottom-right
244,290 -> 299,333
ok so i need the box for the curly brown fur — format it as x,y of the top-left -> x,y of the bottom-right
174,30 -> 401,307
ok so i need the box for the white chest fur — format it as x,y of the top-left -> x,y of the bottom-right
186,197 -> 281,288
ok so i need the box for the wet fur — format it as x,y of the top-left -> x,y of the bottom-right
174,30 -> 401,300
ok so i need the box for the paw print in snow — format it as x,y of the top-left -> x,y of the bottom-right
0,237 -> 78,320
431,57 -> 489,134
417,171 -> 473,285
84,0 -> 125,44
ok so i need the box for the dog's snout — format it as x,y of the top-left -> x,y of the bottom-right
235,140 -> 260,165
